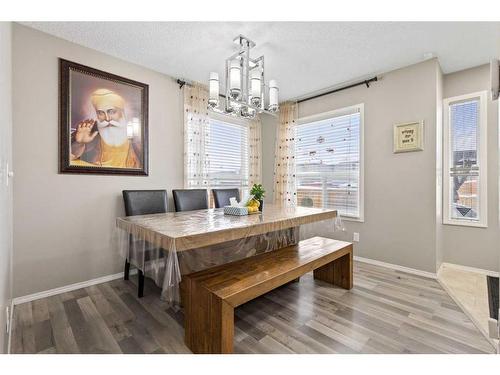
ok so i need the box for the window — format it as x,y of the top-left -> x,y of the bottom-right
443,91 -> 487,227
295,104 -> 364,220
206,117 -> 249,191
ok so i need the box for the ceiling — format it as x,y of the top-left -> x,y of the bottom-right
22,22 -> 500,100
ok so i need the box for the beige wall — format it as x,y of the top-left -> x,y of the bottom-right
442,64 -> 499,271
11,24 -> 499,302
261,60 -> 500,273
262,59 -> 441,273
435,63 -> 444,271
0,22 -> 13,353
298,59 -> 441,273
12,24 -> 184,297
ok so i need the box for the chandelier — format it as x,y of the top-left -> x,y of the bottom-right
208,35 -> 279,119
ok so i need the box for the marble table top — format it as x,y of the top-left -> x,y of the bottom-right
116,204 -> 337,252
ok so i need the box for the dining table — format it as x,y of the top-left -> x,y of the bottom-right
115,204 -> 339,302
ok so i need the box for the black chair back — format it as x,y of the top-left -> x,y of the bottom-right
122,190 -> 168,216
212,188 -> 240,208
172,189 -> 209,212
300,196 -> 314,208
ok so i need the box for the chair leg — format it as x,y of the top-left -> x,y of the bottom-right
138,269 -> 145,298
124,259 -> 130,280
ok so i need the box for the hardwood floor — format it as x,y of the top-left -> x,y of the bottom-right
10,261 -> 496,354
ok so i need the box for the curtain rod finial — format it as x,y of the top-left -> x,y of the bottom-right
177,79 -> 186,89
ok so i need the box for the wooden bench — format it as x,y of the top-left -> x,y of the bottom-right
183,236 -> 353,354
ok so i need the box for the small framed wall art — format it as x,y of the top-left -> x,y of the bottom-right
393,121 -> 424,153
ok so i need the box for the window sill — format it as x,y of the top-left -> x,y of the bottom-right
443,219 -> 488,228
341,216 -> 364,223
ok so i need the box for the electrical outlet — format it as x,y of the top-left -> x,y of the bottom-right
353,232 -> 360,242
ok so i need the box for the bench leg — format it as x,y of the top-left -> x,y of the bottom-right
185,279 -> 234,354
313,249 -> 353,289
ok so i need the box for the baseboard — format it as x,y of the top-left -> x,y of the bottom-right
12,269 -> 137,306
439,262 -> 499,278
354,256 -> 437,279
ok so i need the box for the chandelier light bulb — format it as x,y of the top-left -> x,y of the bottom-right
268,79 -> 279,112
250,69 -> 262,107
228,99 -> 241,114
208,72 -> 219,108
229,60 -> 241,100
247,107 -> 256,119
240,105 -> 256,119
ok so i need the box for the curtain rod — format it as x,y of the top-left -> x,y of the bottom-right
176,79 -> 188,88
296,76 -> 378,103
177,76 -> 378,103
177,79 -> 228,99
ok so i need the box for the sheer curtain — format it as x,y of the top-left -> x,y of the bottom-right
183,82 -> 262,194
183,83 -> 210,188
273,102 -> 298,206
248,117 -> 262,187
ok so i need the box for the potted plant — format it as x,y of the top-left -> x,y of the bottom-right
250,184 -> 266,212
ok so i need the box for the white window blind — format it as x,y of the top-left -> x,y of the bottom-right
443,91 -> 487,227
295,105 -> 363,219
206,118 -> 249,190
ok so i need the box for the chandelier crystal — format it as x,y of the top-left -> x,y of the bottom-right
208,35 -> 279,119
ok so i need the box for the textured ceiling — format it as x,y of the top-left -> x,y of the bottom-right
21,22 -> 500,100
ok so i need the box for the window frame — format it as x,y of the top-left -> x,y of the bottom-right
442,91 -> 488,228
296,103 -> 365,222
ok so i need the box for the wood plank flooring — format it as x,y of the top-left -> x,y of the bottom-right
11,261 -> 496,354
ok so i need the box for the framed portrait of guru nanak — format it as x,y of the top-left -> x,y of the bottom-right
59,59 -> 149,175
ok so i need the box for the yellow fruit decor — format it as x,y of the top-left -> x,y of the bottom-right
246,198 -> 260,213
250,184 -> 266,212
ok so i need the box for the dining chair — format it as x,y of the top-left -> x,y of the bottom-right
212,188 -> 240,208
300,196 -> 314,207
172,189 -> 209,212
122,190 -> 168,297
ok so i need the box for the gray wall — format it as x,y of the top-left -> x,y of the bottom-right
12,24 -> 184,297
441,64 -> 499,271
261,60 -> 500,273
435,63 -> 444,271
261,59 -> 441,273
299,59 -> 440,273
0,22 -> 13,353
0,22 -> 12,353
11,24 -> 499,302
